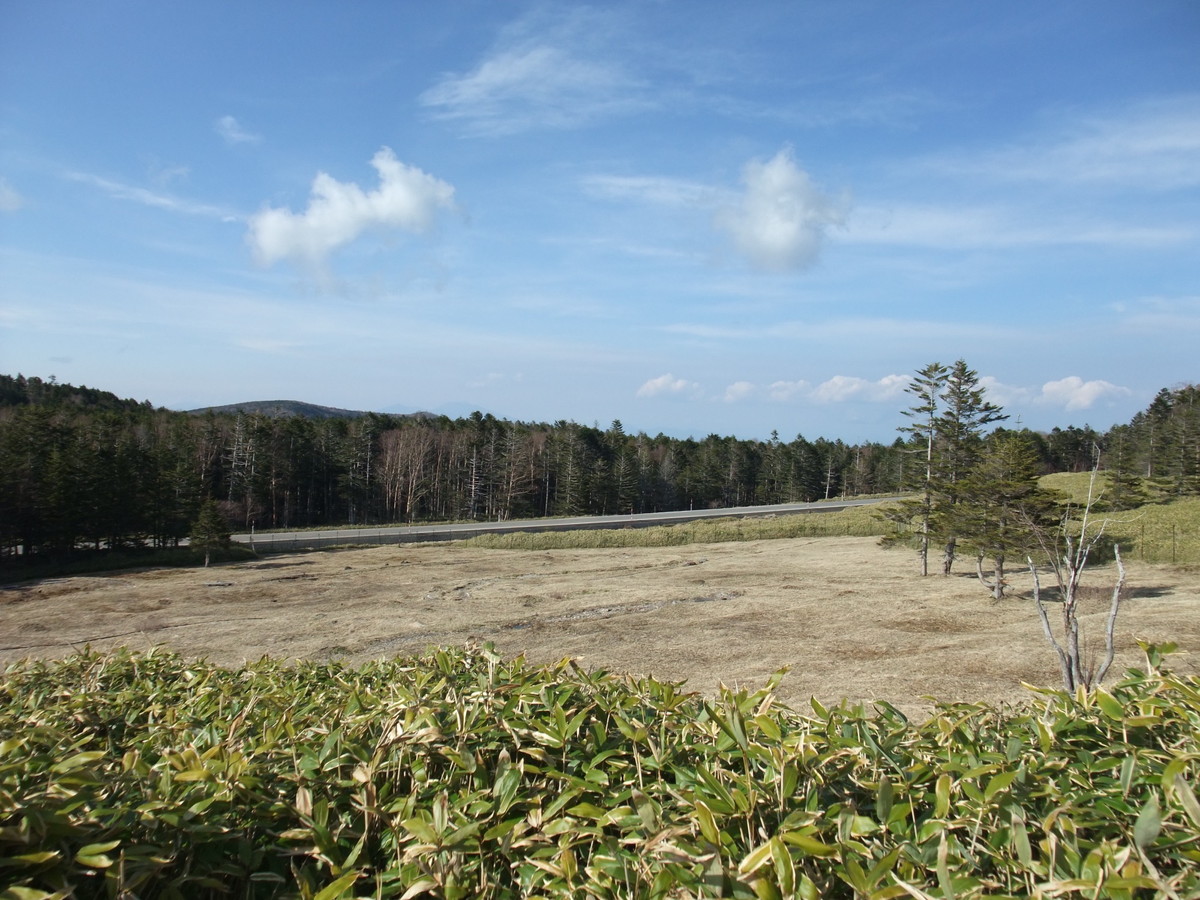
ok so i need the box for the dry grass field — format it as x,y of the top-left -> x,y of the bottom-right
3,536 -> 1198,717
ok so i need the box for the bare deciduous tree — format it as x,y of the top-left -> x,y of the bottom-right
1026,462 -> 1128,691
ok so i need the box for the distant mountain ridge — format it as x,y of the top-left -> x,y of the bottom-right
187,400 -> 381,419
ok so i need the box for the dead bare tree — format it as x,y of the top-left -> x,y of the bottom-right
1026,460 -> 1128,691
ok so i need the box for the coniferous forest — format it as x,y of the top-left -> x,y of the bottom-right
1,373 -> 1197,566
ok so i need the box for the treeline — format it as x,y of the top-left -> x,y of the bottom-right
1,374 -> 900,562
1,373 -> 1196,564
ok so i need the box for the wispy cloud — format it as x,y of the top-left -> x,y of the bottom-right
420,9 -> 647,135
1112,295 -> 1200,333
844,203 -> 1195,250
717,147 -> 848,272
215,115 -> 262,146
582,174 -> 717,208
0,176 -> 22,212
235,337 -> 306,354
246,147 -> 456,270
931,95 -> 1200,191
637,373 -> 699,398
66,171 -> 238,220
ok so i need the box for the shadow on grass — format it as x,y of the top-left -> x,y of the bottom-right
0,545 -> 259,585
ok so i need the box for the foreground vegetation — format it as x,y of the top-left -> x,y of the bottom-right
3,645 -> 1199,898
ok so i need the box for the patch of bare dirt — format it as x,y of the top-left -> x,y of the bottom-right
3,538 -> 1198,717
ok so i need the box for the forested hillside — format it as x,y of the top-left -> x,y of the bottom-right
1,373 -> 1196,565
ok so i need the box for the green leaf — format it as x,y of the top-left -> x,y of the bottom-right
694,800 -> 721,846
983,769 -> 1019,803
313,871 -> 361,900
1010,808 -> 1032,867
174,768 -> 213,782
1094,689 -> 1125,720
1173,773 -> 1200,828
402,817 -> 440,844
1120,755 -> 1136,795
934,773 -> 951,819
0,851 -> 61,867
2,888 -> 67,900
50,751 -> 105,773
876,779 -> 894,824
936,833 -> 955,900
771,836 -> 795,896
567,802 -> 608,820
738,840 -> 774,875
1133,794 -> 1162,848
74,839 -> 120,868
779,833 -> 838,857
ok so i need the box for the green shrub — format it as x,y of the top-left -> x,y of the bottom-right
2,645 -> 1198,897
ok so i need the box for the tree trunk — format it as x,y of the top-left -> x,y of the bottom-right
974,552 -> 1005,600
942,538 -> 956,575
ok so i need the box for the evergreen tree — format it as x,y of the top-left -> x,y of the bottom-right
1101,425 -> 1147,511
932,359 -> 1007,574
951,432 -> 1062,599
882,362 -> 949,575
189,500 -> 231,567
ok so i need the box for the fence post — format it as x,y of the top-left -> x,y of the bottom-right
1173,524 -> 1177,565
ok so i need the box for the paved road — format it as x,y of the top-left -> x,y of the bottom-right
232,497 -> 897,552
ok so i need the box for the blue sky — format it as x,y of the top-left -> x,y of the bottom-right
1,2 -> 1197,442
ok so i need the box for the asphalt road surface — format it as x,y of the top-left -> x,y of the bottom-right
232,497 -> 897,552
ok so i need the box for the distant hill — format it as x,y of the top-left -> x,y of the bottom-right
186,400 -> 375,419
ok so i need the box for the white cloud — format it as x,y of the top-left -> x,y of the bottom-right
636,373 -> 698,398
0,177 -> 23,212
247,148 -> 456,269
723,381 -> 755,402
66,171 -> 237,220
215,115 -> 261,145
768,380 -> 809,401
1038,376 -> 1131,411
811,374 -> 907,403
718,148 -> 848,272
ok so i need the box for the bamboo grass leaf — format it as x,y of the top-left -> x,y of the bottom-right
1133,794 -> 1162,849
1173,773 -> 1200,828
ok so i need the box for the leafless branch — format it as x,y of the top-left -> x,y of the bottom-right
1094,545 -> 1126,685
1028,556 -> 1073,691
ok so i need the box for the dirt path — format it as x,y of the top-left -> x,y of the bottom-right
3,537 -> 1197,717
